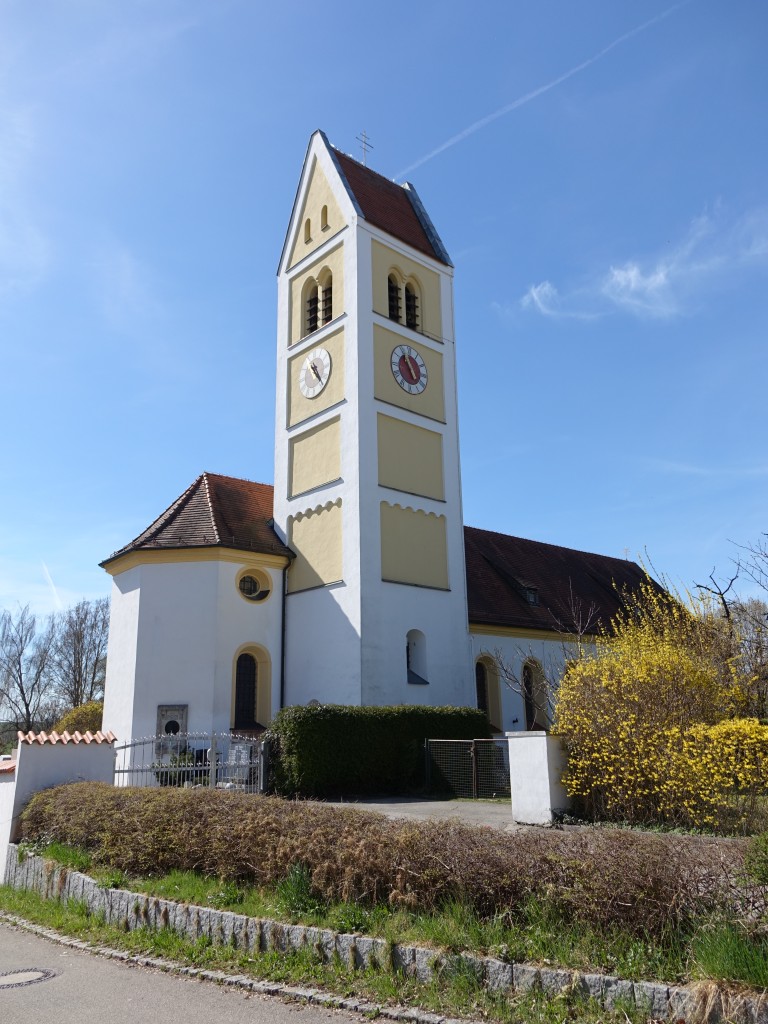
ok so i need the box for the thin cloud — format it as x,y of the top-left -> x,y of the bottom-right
519,281 -> 598,320
520,206 -> 768,321
396,1 -> 693,179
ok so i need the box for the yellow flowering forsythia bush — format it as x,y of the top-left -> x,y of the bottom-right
554,581 -> 768,831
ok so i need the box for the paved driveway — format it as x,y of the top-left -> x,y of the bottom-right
322,796 -> 520,831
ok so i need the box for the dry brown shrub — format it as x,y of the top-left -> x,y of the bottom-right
20,783 -> 763,937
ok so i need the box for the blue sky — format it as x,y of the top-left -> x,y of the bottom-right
1,0 -> 766,616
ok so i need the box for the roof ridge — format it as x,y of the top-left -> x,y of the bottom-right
331,145 -> 401,188
201,473 -> 221,544
464,523 -> 641,568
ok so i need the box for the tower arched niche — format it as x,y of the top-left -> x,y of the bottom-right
403,275 -> 422,331
317,265 -> 333,326
231,643 -> 272,732
387,268 -> 403,323
475,655 -> 502,733
301,276 -> 319,337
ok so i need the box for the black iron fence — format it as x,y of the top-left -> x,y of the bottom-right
114,732 -> 265,793
424,738 -> 511,799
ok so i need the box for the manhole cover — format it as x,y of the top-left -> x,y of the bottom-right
0,968 -> 56,989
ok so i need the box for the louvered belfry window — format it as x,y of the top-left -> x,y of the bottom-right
405,283 -> 419,330
321,282 -> 333,325
306,285 -> 319,334
388,276 -> 401,321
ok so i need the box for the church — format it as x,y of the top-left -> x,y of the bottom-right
100,131 -> 646,744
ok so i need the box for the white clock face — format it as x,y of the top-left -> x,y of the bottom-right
391,344 -> 428,395
299,347 -> 332,399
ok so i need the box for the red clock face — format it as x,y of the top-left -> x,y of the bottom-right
398,353 -> 421,385
391,344 -> 428,395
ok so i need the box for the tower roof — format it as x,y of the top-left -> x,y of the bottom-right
100,473 -> 291,567
331,147 -> 452,266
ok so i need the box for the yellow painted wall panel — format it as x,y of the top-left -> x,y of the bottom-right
377,414 -> 444,500
380,502 -> 449,590
373,325 -> 445,422
290,245 -> 344,346
287,502 -> 343,593
288,328 -> 345,427
290,417 -> 341,497
371,240 -> 442,340
288,160 -> 346,269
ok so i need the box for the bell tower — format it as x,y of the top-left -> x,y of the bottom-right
273,131 -> 473,708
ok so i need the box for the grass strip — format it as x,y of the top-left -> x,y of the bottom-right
0,885 -> 647,1024
25,843 -> 768,989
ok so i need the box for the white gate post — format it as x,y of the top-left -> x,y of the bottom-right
506,732 -> 570,825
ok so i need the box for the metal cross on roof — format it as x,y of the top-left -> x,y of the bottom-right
355,129 -> 374,166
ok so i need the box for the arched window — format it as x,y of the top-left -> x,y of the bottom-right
476,657 -> 502,732
234,653 -> 258,730
320,205 -> 329,231
406,629 -> 428,684
475,661 -> 489,714
404,282 -> 419,330
388,275 -> 401,322
305,280 -> 319,335
522,659 -> 548,731
319,271 -> 333,326
304,218 -> 311,244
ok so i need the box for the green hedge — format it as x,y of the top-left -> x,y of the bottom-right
267,704 -> 490,797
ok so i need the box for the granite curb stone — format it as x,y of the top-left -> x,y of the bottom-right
5,846 -> 766,1023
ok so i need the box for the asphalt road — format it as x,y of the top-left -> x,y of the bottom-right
0,922 -> 368,1024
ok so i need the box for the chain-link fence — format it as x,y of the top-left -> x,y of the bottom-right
114,732 -> 265,793
424,738 -> 511,799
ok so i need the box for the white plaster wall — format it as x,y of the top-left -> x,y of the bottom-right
103,559 -> 284,743
470,632 -> 574,732
0,741 -> 115,881
0,773 -> 15,883
101,568 -> 141,743
211,560 -> 284,729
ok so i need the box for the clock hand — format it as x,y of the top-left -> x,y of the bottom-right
404,353 -> 417,380
310,361 -> 322,382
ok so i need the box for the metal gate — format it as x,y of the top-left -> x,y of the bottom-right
114,732 -> 264,793
424,738 -> 511,799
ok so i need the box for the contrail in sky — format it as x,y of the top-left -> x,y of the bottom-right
395,0 -> 693,180
41,561 -> 63,611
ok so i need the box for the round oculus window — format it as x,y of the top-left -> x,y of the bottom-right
238,574 -> 270,602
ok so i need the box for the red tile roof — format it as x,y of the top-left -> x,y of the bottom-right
332,149 -> 451,265
464,525 -> 648,634
0,759 -> 15,774
101,473 -> 292,567
17,730 -> 117,745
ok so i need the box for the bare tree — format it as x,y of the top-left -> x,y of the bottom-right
492,582 -> 600,730
737,534 -> 768,597
51,597 -> 109,709
0,605 -> 59,732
